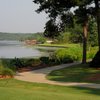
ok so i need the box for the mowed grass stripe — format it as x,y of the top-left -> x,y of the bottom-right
0,79 -> 100,100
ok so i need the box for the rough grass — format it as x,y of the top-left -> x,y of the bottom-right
47,63 -> 100,83
0,79 -> 100,100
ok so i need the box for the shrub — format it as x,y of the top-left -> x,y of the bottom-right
10,58 -> 42,68
0,68 -> 15,77
52,48 -> 82,63
11,58 -> 25,69
40,57 -> 50,64
51,46 -> 98,64
30,59 -> 41,67
40,56 -> 59,65
0,59 -> 17,71
87,47 -> 98,60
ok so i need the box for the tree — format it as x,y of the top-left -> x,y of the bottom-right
69,24 -> 83,43
88,17 -> 98,47
44,19 -> 60,39
33,0 -> 100,64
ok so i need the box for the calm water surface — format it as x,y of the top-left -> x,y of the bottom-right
0,41 -> 56,58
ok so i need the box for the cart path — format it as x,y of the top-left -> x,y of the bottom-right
15,63 -> 100,89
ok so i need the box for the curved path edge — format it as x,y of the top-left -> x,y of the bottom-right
15,63 -> 100,89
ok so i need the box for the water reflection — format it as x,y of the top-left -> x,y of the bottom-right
0,41 -> 42,58
0,41 -> 56,58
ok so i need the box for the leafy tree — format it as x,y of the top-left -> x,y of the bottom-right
55,32 -> 71,44
44,19 -> 60,39
88,17 -> 98,47
33,0 -> 100,64
69,24 -> 83,43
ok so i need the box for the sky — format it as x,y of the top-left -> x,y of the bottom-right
0,0 -> 48,33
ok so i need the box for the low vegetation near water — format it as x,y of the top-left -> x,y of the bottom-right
38,43 -> 98,63
0,56 -> 60,77
0,43 -> 98,77
51,45 -> 98,64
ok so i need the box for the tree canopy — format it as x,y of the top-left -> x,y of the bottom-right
33,0 -> 99,36
33,0 -> 100,64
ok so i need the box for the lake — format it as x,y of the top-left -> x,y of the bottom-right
0,40 -> 57,58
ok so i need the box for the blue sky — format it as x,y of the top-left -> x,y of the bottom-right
0,0 -> 47,33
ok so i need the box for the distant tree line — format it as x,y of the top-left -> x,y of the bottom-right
0,32 -> 46,43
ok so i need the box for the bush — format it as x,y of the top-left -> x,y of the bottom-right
28,59 -> 41,67
52,48 -> 82,63
11,58 -> 25,69
0,68 -> 15,77
87,47 -> 98,60
10,58 -> 42,68
51,46 -> 98,64
40,57 -> 50,64
40,56 -> 59,65
0,59 -> 17,71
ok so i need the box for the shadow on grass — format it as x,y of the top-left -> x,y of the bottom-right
47,64 -> 100,84
71,86 -> 100,96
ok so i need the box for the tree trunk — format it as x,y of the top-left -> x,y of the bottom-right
82,21 -> 88,64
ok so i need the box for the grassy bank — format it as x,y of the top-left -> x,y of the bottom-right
0,79 -> 100,100
38,43 -> 80,48
38,43 -> 98,62
47,63 -> 100,84
0,44 -> 98,76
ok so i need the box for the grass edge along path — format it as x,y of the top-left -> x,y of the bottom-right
15,62 -> 100,89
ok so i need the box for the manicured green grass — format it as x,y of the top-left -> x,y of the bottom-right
38,43 -> 80,48
47,63 -> 100,83
0,79 -> 100,100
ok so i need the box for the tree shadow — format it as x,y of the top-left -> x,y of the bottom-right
71,86 -> 100,96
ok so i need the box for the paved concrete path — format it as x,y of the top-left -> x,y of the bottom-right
15,63 -> 100,89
